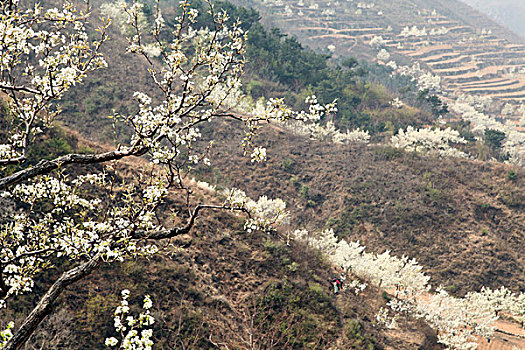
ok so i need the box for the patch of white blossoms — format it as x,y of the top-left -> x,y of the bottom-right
223,188 -> 289,232
105,290 -> 155,350
391,97 -> 404,109
451,99 -> 525,165
377,49 -> 390,62
394,62 -> 441,92
0,1 -> 108,164
369,35 -> 386,49
399,26 -> 449,37
0,174 -> 161,306
292,228 -> 525,350
0,322 -> 14,348
391,126 -> 469,158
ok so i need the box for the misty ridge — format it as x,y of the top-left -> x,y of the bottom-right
461,0 -> 525,38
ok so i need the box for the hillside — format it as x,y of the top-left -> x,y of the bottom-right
0,132 -> 441,350
231,0 -> 525,155
2,0 -> 525,349
197,120 -> 525,296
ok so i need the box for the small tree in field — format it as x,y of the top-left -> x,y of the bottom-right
0,1 -> 335,348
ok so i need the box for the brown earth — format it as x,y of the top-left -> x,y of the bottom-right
197,120 -> 525,296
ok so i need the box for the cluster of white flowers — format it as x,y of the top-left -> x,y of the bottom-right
377,49 -> 390,62
356,2 -> 375,9
400,25 -> 428,37
292,229 -> 430,292
456,94 -> 494,113
223,188 -> 289,232
250,147 -> 267,163
451,100 -> 525,165
347,279 -> 368,295
241,95 -> 338,157
391,126 -> 469,158
0,174 -> 164,307
244,196 -> 289,233
0,322 -> 14,348
391,97 -> 404,109
376,307 -> 398,329
369,35 -> 386,49
333,127 -> 371,144
394,62 -> 441,92
100,1 -> 146,36
321,8 -> 335,17
501,102 -> 516,116
450,102 -> 500,134
385,60 -> 398,70
250,95 -> 337,124
292,228 -> 525,349
399,26 -> 449,37
417,72 -> 441,92
429,27 -> 450,36
105,290 -> 155,350
481,28 -> 493,36
0,1 -> 108,165
284,119 -> 370,144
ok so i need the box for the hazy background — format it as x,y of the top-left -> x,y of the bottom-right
462,0 -> 525,38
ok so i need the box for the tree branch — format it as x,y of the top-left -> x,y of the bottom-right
4,255 -> 101,350
495,328 -> 525,339
0,84 -> 42,95
132,204 -> 249,240
0,147 -> 147,190
1,248 -> 56,266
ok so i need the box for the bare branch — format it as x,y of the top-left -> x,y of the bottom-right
0,84 -> 42,95
132,204 -> 249,240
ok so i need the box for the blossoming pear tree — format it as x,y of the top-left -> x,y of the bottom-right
0,0 -> 335,348
292,228 -> 525,350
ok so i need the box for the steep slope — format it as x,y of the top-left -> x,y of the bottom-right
197,120 -> 525,296
0,131 -> 441,349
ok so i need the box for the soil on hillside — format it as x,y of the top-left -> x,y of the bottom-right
197,120 -> 525,296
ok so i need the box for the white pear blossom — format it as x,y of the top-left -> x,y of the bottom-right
291,228 -> 525,349
391,126 -> 469,158
377,49 -> 390,62
106,291 -> 155,350
369,35 -> 386,49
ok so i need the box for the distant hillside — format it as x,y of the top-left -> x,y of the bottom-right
61,0 -> 439,142
461,0 -> 525,39
232,0 -> 525,142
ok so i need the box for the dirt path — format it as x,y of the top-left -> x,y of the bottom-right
478,320 -> 525,350
382,288 -> 525,349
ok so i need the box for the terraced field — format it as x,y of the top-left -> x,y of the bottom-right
239,0 -> 524,100
235,0 -> 525,159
